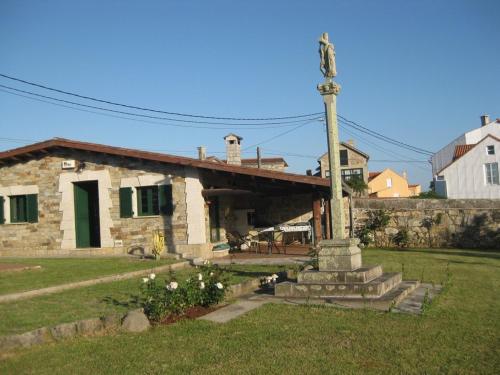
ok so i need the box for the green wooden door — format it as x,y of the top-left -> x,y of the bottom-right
74,183 -> 91,248
74,181 -> 101,248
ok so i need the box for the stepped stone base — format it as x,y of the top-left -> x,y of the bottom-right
276,272 -> 402,298
318,238 -> 361,271
281,280 -> 420,311
275,236 -> 420,309
298,265 -> 382,284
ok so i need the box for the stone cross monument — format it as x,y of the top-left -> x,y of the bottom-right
317,32 -> 345,241
274,34 -> 419,307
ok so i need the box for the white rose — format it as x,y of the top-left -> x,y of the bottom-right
149,273 -> 156,280
271,274 -> 279,281
142,277 -> 149,283
216,282 -> 224,290
198,273 -> 203,281
265,276 -> 272,283
200,281 -> 205,289
167,281 -> 178,291
210,272 -> 214,277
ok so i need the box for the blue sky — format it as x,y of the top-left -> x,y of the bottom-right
1,0 -> 499,189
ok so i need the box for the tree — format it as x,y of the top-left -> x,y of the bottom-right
346,176 -> 368,197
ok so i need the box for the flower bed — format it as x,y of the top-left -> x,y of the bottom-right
140,261 -> 228,324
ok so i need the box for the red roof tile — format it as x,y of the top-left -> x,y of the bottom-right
0,138 -> 328,187
368,171 -> 382,181
453,144 -> 475,160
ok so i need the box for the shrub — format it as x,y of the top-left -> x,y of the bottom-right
356,210 -> 390,247
392,228 -> 410,248
140,262 -> 228,322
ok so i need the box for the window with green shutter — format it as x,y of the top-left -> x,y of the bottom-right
0,196 -> 5,224
10,195 -> 27,223
119,187 -> 133,218
26,194 -> 38,223
9,194 -> 38,223
159,184 -> 173,216
137,186 -> 159,216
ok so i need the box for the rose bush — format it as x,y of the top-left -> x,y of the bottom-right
140,262 -> 228,322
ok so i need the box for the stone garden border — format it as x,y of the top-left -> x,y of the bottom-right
0,272 -> 283,353
0,260 -> 190,304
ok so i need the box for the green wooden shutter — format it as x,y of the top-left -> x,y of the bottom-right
0,196 -> 4,224
159,185 -> 173,215
26,194 -> 38,223
119,187 -> 133,218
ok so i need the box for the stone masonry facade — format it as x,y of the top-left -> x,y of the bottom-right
0,150 -> 191,256
352,198 -> 500,249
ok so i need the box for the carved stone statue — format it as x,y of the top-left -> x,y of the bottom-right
319,32 -> 337,79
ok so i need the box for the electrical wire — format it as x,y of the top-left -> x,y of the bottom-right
0,73 -> 323,121
0,88 -> 321,131
0,84 -> 321,128
337,114 -> 433,155
242,120 -> 317,151
338,123 -> 430,173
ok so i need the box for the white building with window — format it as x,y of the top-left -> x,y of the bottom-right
433,125 -> 500,199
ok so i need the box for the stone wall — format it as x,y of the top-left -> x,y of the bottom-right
0,150 -> 189,256
352,198 -> 500,249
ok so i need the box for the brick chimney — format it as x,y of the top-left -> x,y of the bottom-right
197,146 -> 206,160
480,115 -> 490,127
224,134 -> 242,165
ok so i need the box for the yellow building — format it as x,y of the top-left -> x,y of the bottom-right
368,169 -> 421,198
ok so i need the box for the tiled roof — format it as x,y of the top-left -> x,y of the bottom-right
437,134 -> 500,174
453,144 -> 475,160
368,171 -> 382,181
0,138 -> 328,187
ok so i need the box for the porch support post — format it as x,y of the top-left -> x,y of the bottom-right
312,193 -> 322,245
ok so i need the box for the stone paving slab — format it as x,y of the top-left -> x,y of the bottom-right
198,299 -> 270,323
393,283 -> 442,315
0,261 -> 190,304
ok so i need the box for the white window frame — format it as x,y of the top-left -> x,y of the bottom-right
484,162 -> 499,185
486,145 -> 495,155
386,178 -> 392,188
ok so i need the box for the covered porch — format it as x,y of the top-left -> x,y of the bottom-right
198,167 -> 350,256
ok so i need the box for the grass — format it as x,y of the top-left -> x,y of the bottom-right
0,257 -> 180,295
0,264 -> 279,336
1,248 -> 500,374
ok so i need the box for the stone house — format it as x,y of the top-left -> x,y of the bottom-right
0,138 -> 333,258
316,140 -> 369,184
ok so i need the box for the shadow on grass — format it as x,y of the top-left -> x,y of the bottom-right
101,295 -> 141,309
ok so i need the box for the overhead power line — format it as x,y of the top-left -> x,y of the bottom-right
338,123 -> 430,173
0,73 -> 323,121
0,85 -> 321,128
242,120 -> 317,151
337,115 -> 433,155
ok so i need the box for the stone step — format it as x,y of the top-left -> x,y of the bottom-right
298,265 -> 383,284
275,272 -> 402,299
281,280 -> 420,311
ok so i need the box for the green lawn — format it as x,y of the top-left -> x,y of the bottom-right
0,264 -> 280,336
1,248 -> 499,374
0,257 -> 180,295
